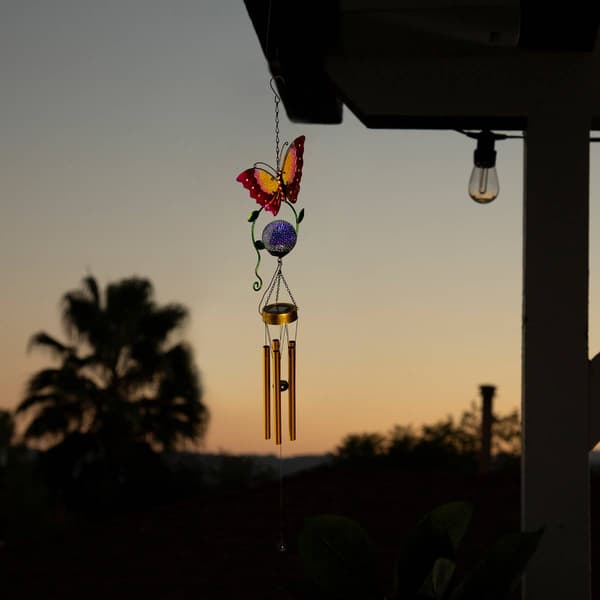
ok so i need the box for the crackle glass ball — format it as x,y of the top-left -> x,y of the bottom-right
261,220 -> 297,257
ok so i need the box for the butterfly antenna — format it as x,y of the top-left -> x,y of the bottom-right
253,161 -> 277,175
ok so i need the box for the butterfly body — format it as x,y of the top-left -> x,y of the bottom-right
236,135 -> 305,216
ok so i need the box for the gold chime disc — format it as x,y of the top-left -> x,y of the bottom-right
261,302 -> 298,325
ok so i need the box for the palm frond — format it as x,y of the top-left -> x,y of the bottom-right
161,344 -> 200,387
139,304 -> 188,344
27,332 -> 73,358
23,367 -> 100,401
137,397 -> 206,451
106,277 -> 153,320
137,345 -> 208,450
61,290 -> 103,342
82,275 -> 101,308
17,392 -> 63,414
24,405 -> 73,439
119,341 -> 194,394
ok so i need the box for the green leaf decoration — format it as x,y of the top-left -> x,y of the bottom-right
248,210 -> 261,223
448,529 -> 543,600
254,240 -> 265,251
298,208 -> 305,224
393,502 -> 472,599
298,515 -> 380,600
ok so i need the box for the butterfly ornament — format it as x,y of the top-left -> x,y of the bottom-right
236,135 -> 305,217
236,132 -> 306,446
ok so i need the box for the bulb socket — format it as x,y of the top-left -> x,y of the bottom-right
474,148 -> 497,169
473,130 -> 497,169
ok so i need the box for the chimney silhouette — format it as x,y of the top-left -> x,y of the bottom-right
479,384 -> 496,474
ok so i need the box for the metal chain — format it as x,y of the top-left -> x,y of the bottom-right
265,272 -> 278,305
259,263 -> 280,314
259,261 -> 298,311
274,90 -> 281,170
280,270 -> 298,308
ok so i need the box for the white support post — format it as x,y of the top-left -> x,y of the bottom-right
522,110 -> 591,599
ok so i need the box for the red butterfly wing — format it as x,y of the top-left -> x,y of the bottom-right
280,135 -> 305,203
236,167 -> 284,216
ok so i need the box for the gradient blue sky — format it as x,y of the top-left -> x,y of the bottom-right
2,0 -> 599,454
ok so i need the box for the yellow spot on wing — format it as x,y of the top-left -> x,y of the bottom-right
255,169 -> 280,194
281,148 -> 297,186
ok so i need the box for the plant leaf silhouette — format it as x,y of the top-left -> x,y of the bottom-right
298,514 -> 380,599
448,529 -> 543,600
393,501 -> 473,599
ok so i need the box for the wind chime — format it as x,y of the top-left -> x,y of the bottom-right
236,80 -> 305,446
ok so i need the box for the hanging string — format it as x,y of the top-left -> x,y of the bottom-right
277,321 -> 286,553
264,322 -> 272,347
278,441 -> 286,551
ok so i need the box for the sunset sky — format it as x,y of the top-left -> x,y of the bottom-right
2,0 -> 599,455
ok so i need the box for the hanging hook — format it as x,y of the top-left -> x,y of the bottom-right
269,76 -> 285,102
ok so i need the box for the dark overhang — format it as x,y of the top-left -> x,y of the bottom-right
243,1 -> 600,130
244,0 -> 342,125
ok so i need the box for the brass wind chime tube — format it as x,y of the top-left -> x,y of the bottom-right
288,340 -> 296,441
262,345 -> 271,439
272,339 -> 282,445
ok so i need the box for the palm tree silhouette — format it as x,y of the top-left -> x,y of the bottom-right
17,275 -> 208,452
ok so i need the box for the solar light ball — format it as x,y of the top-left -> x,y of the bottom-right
261,220 -> 297,257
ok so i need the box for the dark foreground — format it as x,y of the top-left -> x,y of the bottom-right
2,465 -> 600,599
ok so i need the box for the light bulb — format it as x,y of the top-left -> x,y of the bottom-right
469,130 -> 499,204
468,166 -> 499,203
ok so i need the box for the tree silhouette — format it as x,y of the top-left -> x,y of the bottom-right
17,275 -> 208,453
335,432 -> 386,464
336,402 -> 521,471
